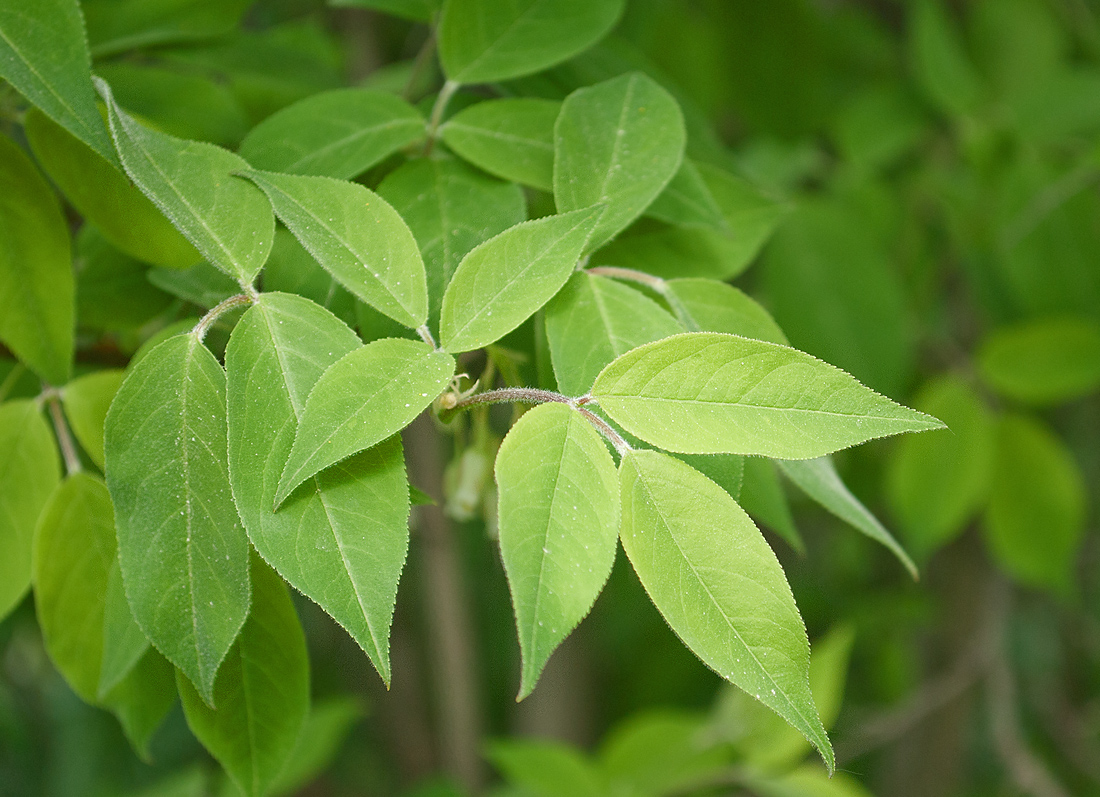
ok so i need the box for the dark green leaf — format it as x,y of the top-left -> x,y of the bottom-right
909,0 -> 984,117
646,159 -> 728,233
105,334 -> 251,704
329,0 -> 440,22
74,228 -> 175,331
441,98 -> 559,190
554,72 -> 685,252
268,697 -> 364,796
440,206 -> 604,353
0,134 -> 74,385
238,88 -> 425,179
83,0 -> 253,56
262,229 -> 356,327
495,402 -> 619,698
438,0 -> 624,84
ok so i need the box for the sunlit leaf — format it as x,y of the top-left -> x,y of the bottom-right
441,98 -> 559,190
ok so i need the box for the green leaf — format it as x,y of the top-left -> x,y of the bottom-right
677,453 -> 744,502
0,400 -> 60,621
978,317 -> 1100,405
275,337 -> 455,507
545,271 -> 682,396
178,556 -> 309,797
599,711 -> 729,796
740,457 -> 803,553
909,0 -> 984,117
238,88 -> 425,179
440,206 -> 604,353
95,78 -> 274,287
148,262 -> 240,309
98,558 -> 151,698
268,697 -> 364,796
377,158 -> 526,329
554,72 -> 685,252
74,227 -> 175,331
61,369 -> 125,472
105,333 -> 251,704
983,414 -> 1086,596
886,375 -> 995,555
592,333 -> 942,458
646,159 -> 728,233
618,449 -> 833,772
104,648 -> 178,760
226,293 -> 410,684
665,278 -> 787,344
25,108 -> 201,270
241,170 -> 428,328
263,229 -> 356,327
592,163 -> 789,281
777,458 -> 916,579
438,0 -> 624,84
440,98 -> 559,191
0,134 -> 74,385
745,766 -> 874,797
495,402 -> 619,698
329,0 -> 440,23
488,739 -> 605,797
83,0 -> 253,56
0,0 -> 118,165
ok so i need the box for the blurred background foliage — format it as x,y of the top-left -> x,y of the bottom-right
2,0 -> 1100,795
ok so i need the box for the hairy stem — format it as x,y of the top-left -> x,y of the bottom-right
585,265 -> 700,331
46,394 -> 81,475
424,79 -> 460,156
192,293 -> 255,341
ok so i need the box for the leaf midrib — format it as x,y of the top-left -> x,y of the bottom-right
599,394 -> 935,424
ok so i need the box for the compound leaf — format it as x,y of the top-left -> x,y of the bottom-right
178,556 -> 309,797
275,338 -> 454,507
105,333 -> 251,705
226,292 -> 409,685
0,134 -> 74,385
592,333 -> 942,458
242,170 -> 427,328
441,98 -> 559,190
438,0 -> 624,84
440,206 -> 604,353
495,402 -> 619,699
555,72 -> 685,252
0,400 -> 60,621
619,450 -> 833,772
238,88 -> 424,179
96,77 -> 274,287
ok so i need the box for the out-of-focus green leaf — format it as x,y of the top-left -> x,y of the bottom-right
746,766 -> 874,797
908,0 -> 983,117
178,556 -> 309,797
978,317 -> 1100,405
591,333 -> 942,458
886,375 -> 994,555
495,402 -> 619,698
646,159 -> 728,233
440,206 -> 604,353
268,697 -> 364,796
329,0 -> 440,22
831,84 -> 927,172
619,449 -> 833,772
0,0 -> 118,164
0,134 -> 74,385
545,271 -> 681,395
555,72 -> 685,252
438,0 -> 624,84
74,228 -> 175,331
441,98 -> 559,190
62,369 -> 125,471
238,89 -> 424,179
0,400 -> 60,621
83,0 -> 254,56
740,457 -> 802,553
487,739 -> 605,797
983,414 -> 1086,596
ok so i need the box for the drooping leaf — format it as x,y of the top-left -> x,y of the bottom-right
262,229 -> 356,327
0,400 -> 60,621
978,317 -> 1100,405
0,0 -> 118,165
592,163 -> 789,281
646,159 -> 728,233
665,278 -> 787,344
776,457 -> 916,578
740,457 -> 802,553
983,414 -> 1086,596
545,271 -> 681,395
98,559 -> 151,698
238,88 -> 425,179
178,556 -> 309,797
554,72 -> 685,252
440,206 -> 604,353
105,333 -> 251,704
440,98 -> 559,190
591,333 -> 942,458
495,402 -> 619,698
438,0 -> 624,84
242,170 -> 427,328
377,158 -> 526,329
82,0 -> 254,56
488,739 -> 606,797
61,369 -> 125,471
0,134 -> 74,385
226,293 -> 410,684
275,338 -> 455,507
886,375 -> 995,555
147,262 -> 239,309
619,450 -> 833,772
96,77 -> 274,287
25,109 -> 201,270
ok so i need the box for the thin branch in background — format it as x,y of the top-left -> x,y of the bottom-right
45,394 -> 81,476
